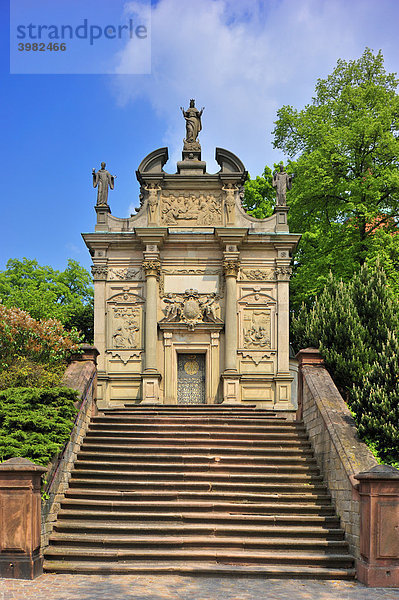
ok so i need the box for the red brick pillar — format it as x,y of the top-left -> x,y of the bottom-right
0,457 -> 46,579
356,464 -> 399,587
295,348 -> 324,419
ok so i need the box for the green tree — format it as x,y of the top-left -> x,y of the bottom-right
0,258 -> 93,341
291,263 -> 399,464
243,166 -> 275,218
271,48 -> 399,309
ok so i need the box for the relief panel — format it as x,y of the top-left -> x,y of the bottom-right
160,191 -> 222,226
106,289 -> 145,368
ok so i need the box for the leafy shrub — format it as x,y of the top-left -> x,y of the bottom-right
0,357 -> 64,391
0,304 -> 82,380
0,387 -> 78,466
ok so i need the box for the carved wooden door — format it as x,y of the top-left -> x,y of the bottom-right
177,354 -> 206,404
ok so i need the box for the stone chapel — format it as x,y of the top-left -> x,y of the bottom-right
83,101 -> 300,409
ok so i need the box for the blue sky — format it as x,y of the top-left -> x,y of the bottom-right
2,0 -> 399,272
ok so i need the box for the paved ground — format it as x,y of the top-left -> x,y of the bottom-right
2,575 -> 399,600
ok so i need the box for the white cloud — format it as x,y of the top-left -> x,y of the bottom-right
111,0 -> 399,176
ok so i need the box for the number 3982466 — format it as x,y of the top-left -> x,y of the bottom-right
18,43 -> 67,51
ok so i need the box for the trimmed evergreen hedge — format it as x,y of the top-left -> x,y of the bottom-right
0,387 -> 78,466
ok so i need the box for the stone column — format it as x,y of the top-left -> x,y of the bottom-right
0,458 -> 46,579
356,465 -> 399,587
142,257 -> 161,403
224,260 -> 239,371
222,258 -> 240,402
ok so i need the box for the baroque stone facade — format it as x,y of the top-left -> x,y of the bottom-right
83,131 -> 300,409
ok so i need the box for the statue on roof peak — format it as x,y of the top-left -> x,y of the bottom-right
180,99 -> 204,143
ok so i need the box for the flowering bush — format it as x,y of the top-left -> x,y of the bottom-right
0,304 -> 82,387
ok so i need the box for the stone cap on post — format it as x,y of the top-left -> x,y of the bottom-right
0,457 -> 46,475
70,344 -> 99,364
355,464 -> 399,481
295,348 -> 324,368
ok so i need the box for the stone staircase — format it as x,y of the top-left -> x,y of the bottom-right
44,405 -> 355,579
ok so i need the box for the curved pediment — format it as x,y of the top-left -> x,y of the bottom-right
239,290 -> 276,306
136,147 -> 169,178
107,291 -> 145,304
215,147 -> 246,175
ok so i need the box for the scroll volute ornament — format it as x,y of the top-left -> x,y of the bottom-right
142,259 -> 161,279
223,260 -> 240,278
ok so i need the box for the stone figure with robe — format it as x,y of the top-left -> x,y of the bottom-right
272,164 -> 292,206
92,162 -> 115,206
180,99 -> 204,143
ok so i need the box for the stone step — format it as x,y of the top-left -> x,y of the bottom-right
71,470 -> 323,489
43,546 -> 354,568
79,441 -> 312,453
43,560 -> 356,579
48,533 -> 349,553
59,498 -> 337,515
92,416 -> 293,425
67,480 -> 327,495
70,462 -> 320,474
76,449 -> 314,462
53,521 -> 345,539
89,423 -> 306,433
55,510 -> 342,527
74,454 -> 317,469
64,488 -> 333,504
85,431 -> 309,441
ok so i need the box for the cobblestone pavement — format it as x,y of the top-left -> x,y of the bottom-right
2,575 -> 399,600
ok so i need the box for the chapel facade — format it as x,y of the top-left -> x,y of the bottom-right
83,102 -> 300,410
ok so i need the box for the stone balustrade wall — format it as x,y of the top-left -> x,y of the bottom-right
297,349 -> 377,559
41,348 -> 98,549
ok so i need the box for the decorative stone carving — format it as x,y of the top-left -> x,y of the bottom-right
142,259 -> 161,279
145,183 -> 161,224
92,162 -> 115,206
223,260 -> 240,278
180,99 -> 204,144
223,183 -> 237,224
108,268 -> 142,281
161,289 -> 222,331
112,306 -> 140,349
243,310 -> 271,349
239,351 -> 275,366
110,350 -> 142,364
91,265 -> 108,280
241,268 -> 275,281
272,164 -> 292,206
160,191 -> 222,226
275,266 -> 293,280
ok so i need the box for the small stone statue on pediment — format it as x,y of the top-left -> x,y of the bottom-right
272,163 -> 292,206
180,99 -> 204,144
92,162 -> 115,206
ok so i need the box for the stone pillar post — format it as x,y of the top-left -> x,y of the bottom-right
142,256 -> 161,403
295,348 -> 324,419
91,264 -> 107,376
0,458 -> 46,579
222,257 -> 240,402
274,248 -> 293,407
356,465 -> 399,587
